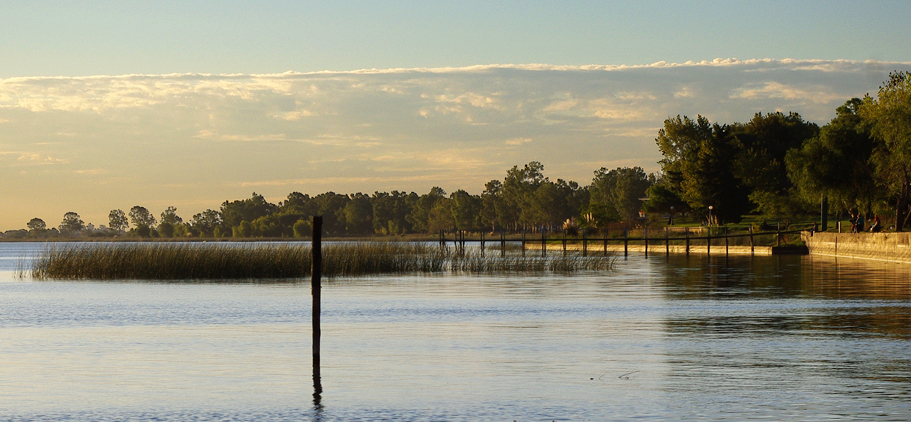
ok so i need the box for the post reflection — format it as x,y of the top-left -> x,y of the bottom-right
312,354 -> 323,419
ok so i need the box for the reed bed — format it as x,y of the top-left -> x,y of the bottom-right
29,242 -> 615,280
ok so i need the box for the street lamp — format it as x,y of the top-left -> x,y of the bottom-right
708,205 -> 714,226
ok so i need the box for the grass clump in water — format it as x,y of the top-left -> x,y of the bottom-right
29,242 -> 614,280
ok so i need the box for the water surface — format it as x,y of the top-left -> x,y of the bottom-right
1,243 -> 909,420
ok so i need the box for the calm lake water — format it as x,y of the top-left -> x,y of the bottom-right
1,242 -> 910,421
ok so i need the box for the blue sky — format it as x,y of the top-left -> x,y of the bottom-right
1,1 -> 910,230
3,1 -> 909,76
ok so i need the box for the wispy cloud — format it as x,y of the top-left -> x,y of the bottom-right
730,82 -> 846,104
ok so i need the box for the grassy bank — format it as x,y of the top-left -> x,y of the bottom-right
28,242 -> 616,280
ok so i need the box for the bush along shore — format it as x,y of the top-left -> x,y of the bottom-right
27,242 -> 616,280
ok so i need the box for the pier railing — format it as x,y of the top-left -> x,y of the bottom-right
435,223 -> 814,257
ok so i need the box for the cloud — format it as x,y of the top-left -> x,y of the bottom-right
74,168 -> 109,175
505,138 -> 533,145
1,151 -> 68,165
730,82 -> 846,104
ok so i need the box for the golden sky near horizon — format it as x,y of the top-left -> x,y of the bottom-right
1,59 -> 907,230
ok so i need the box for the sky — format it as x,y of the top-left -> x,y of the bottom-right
1,1 -> 910,231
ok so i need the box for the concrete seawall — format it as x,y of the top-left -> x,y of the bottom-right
802,231 -> 911,263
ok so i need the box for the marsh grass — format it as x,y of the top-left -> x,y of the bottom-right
29,242 -> 615,280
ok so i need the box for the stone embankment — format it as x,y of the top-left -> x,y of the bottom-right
802,231 -> 911,263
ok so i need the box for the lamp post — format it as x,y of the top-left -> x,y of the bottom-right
708,205 -> 714,226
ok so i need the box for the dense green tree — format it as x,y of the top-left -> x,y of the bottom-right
27,218 -> 46,231
160,206 -> 183,225
371,191 -> 415,235
251,215 -> 283,237
221,192 -> 277,229
343,193 -> 374,235
60,212 -> 85,233
787,99 -> 878,217
655,116 -> 756,223
129,206 -> 157,228
732,112 -> 819,225
643,181 -> 689,223
309,192 -> 350,235
427,198 -> 454,233
590,167 -> 653,224
190,209 -> 223,237
480,180 -> 504,231
108,209 -> 128,232
449,189 -> 481,231
859,71 -> 911,231
292,219 -> 311,238
233,221 -> 253,238
655,115 -> 714,194
158,222 -> 175,238
409,187 -> 446,233
502,161 -> 546,230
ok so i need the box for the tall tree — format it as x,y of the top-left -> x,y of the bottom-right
590,167 -> 653,224
310,192 -> 350,235
656,116 -> 756,223
409,187 -> 446,233
160,206 -> 183,225
221,192 -> 277,228
27,218 -> 46,231
859,71 -> 911,231
732,112 -> 819,225
502,161 -> 547,230
787,99 -> 878,217
108,209 -> 128,232
129,206 -> 157,228
343,192 -> 374,235
60,212 -> 85,233
449,189 -> 481,231
480,180 -> 504,231
190,209 -> 223,237
371,191 -> 415,235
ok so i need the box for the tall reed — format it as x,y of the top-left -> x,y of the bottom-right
29,242 -> 614,280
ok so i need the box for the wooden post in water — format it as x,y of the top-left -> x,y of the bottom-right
623,227 -> 628,257
685,227 -> 690,255
311,215 -> 323,403
562,230 -> 567,256
725,227 -> 729,256
749,226 -> 754,255
522,230 -> 526,257
541,228 -> 547,257
644,226 -> 649,259
500,231 -> 506,257
665,227 -> 669,256
582,230 -> 587,257
480,231 -> 485,254
777,223 -> 781,247
707,226 -> 711,256
603,228 -> 608,257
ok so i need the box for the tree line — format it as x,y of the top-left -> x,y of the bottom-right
5,71 -> 910,239
7,160 -> 652,239
652,70 -> 911,231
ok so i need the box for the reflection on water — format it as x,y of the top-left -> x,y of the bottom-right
0,243 -> 910,420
